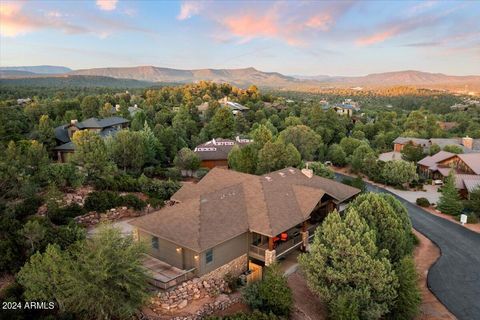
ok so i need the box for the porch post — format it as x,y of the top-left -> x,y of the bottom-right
265,237 -> 276,266
301,222 -> 309,252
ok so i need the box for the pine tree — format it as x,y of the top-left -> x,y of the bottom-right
437,170 -> 463,215
299,209 -> 398,320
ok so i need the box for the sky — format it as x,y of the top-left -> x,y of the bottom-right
0,0 -> 479,76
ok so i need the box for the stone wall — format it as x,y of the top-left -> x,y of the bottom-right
151,254 -> 248,314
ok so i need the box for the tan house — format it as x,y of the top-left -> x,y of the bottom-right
393,136 -> 480,153
418,152 -> 480,198
129,167 -> 360,289
194,137 -> 252,169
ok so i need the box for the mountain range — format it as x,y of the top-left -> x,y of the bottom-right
1,65 -> 479,91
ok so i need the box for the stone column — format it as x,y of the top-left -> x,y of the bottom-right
301,231 -> 309,252
264,249 -> 276,266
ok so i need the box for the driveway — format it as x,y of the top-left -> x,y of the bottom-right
336,173 -> 480,320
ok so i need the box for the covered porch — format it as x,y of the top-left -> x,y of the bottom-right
249,221 -> 319,263
142,254 -> 196,290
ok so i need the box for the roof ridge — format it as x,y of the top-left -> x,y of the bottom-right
255,176 -> 275,236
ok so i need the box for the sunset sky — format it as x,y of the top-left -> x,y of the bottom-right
0,0 -> 479,76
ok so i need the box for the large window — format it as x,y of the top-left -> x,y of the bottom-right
206,249 -> 213,264
152,236 -> 159,250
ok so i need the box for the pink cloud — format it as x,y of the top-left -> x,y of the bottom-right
179,2 -> 353,46
96,0 -> 118,11
356,28 -> 398,46
177,1 -> 202,20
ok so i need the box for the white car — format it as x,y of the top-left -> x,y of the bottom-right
433,180 -> 443,186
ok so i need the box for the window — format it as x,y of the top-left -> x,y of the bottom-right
152,236 -> 159,250
206,249 -> 213,264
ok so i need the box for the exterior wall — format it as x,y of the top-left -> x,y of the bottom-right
198,232 -> 248,276
137,230 -> 196,271
200,159 -> 228,169
57,151 -> 74,163
394,143 -> 404,152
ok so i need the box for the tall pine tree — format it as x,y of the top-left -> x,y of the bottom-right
437,170 -> 463,215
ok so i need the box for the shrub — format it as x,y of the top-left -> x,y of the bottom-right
165,167 -> 181,180
243,264 -> 292,317
120,194 -> 146,211
84,191 -> 121,212
147,197 -> 164,209
48,203 -> 86,225
140,178 -> 181,200
342,177 -> 367,193
11,196 -> 44,221
329,292 -> 360,320
416,197 -> 430,207
206,310 -> 279,320
224,272 -> 240,292
454,213 -> 479,224
195,168 -> 209,179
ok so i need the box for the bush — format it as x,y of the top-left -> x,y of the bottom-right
329,292 -> 360,320
341,177 -> 367,193
454,213 -> 479,224
120,194 -> 146,211
165,167 -> 182,180
416,197 -> 430,207
84,191 -> 121,212
147,197 -> 164,209
224,272 -> 240,292
9,196 -> 44,221
93,173 -> 140,192
48,203 -> 86,225
195,168 -> 209,179
139,177 -> 181,200
388,256 -> 421,320
243,264 -> 292,317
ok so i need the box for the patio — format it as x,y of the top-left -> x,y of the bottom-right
142,254 -> 196,290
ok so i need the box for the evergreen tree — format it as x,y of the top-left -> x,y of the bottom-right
80,96 -> 100,119
299,209 -> 398,320
174,147 -> 201,171
207,107 -> 235,139
437,170 -> 463,215
17,226 -> 149,320
388,256 -> 421,320
228,144 -> 258,174
327,144 -> 347,166
257,140 -> 301,174
278,125 -> 322,161
33,115 -> 55,151
107,130 -> 146,173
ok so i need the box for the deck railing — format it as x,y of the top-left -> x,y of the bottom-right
249,245 -> 266,261
149,268 -> 196,290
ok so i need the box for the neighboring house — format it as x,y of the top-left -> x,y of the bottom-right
333,104 -> 354,117
114,104 -> 142,116
218,97 -> 250,115
418,151 -> 480,198
393,136 -> 480,153
53,116 -> 129,162
129,167 -> 360,289
194,137 -> 252,169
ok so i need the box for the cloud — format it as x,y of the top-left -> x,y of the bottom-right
96,0 -> 118,11
177,1 -> 202,20
183,2 -> 354,46
356,4 -> 464,46
0,1 -> 88,37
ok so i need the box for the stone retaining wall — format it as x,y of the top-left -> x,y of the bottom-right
151,254 -> 248,314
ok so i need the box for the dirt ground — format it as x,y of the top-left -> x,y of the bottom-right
413,229 -> 456,320
287,271 -> 328,320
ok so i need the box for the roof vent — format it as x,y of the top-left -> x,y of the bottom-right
265,176 -> 272,182
279,172 -> 286,177
288,169 -> 295,174
301,168 -> 313,178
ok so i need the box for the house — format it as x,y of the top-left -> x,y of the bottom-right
17,98 -> 31,105
393,136 -> 480,153
194,137 -> 252,169
333,104 -> 354,117
53,116 -> 129,162
437,121 -> 458,131
218,97 -> 249,115
418,151 -> 480,198
129,167 -> 360,289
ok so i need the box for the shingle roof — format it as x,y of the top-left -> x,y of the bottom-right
54,125 -> 70,143
76,116 -> 129,129
53,141 -> 75,151
393,137 -> 429,145
418,151 -> 455,168
457,153 -> 480,174
131,167 -> 360,252
194,137 -> 252,161
463,177 -> 480,193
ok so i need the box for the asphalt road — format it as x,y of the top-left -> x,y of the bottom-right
335,173 -> 480,320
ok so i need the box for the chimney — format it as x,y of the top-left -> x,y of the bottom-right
301,168 -> 313,179
70,119 -> 78,125
462,136 -> 473,149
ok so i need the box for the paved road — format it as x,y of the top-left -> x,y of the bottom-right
336,174 -> 480,320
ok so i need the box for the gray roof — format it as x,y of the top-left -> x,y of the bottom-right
75,116 -> 129,129
394,136 -> 480,153
53,141 -> 75,151
194,137 -> 252,161
54,125 -> 70,143
130,167 -> 360,252
393,137 -> 429,146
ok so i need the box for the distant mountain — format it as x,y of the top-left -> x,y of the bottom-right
0,65 -> 72,75
0,75 -> 156,88
69,66 -> 299,87
1,65 -> 479,91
